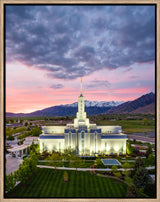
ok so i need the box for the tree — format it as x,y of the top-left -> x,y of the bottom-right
16,126 -> 26,133
16,163 -> 32,183
15,152 -> 38,183
27,152 -> 39,173
134,157 -> 145,171
146,144 -> 152,158
63,148 -> 75,158
28,143 -> 40,154
126,142 -> 133,155
17,134 -> 23,140
133,167 -> 150,188
47,152 -> 62,171
132,147 -> 139,155
69,155 -> 83,172
7,134 -> 14,141
22,131 -> 31,138
31,127 -> 42,136
5,172 -> 16,192
143,118 -> 148,125
114,172 -> 121,178
94,158 -> 104,168
147,153 -> 155,166
24,122 -> 28,127
122,162 -> 130,177
111,165 -> 118,173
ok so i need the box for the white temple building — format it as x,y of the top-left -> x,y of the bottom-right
39,79 -> 127,155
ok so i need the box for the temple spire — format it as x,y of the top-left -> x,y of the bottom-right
81,78 -> 82,94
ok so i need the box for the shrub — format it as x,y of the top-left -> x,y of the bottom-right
126,142 -> 133,155
114,172 -> 121,178
63,171 -> 68,182
7,134 -> 14,141
111,165 -> 118,173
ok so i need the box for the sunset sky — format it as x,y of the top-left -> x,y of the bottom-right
6,5 -> 155,113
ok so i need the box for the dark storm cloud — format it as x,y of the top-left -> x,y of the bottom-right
6,5 -> 155,80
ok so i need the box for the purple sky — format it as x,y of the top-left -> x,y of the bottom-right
6,5 -> 155,113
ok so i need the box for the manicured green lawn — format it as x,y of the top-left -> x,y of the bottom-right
37,161 -> 94,168
6,168 -> 128,198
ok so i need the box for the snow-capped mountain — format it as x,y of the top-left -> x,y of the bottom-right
63,100 -> 124,107
6,93 -> 155,117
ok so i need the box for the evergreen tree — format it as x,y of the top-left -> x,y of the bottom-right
133,167 -> 150,188
146,144 -> 152,158
134,157 -> 145,171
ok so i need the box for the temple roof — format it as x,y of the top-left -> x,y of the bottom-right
101,134 -> 127,139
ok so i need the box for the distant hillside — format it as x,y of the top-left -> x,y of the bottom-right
6,100 -> 123,117
28,106 -> 112,117
106,92 -> 155,114
6,106 -> 112,117
131,102 -> 155,114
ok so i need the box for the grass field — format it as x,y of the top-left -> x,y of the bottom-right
95,120 -> 155,133
6,168 -> 128,198
37,161 -> 94,168
6,115 -> 155,134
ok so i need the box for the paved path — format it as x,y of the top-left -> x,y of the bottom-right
37,165 -> 155,171
6,154 -> 23,175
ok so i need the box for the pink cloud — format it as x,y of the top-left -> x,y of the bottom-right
6,60 -> 154,113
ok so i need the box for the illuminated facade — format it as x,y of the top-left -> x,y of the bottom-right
39,79 -> 127,155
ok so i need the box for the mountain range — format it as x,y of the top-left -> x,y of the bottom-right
106,92 -> 155,114
62,100 -> 124,108
6,92 -> 155,117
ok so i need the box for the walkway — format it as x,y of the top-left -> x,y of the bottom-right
6,154 -> 23,175
37,165 -> 155,171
